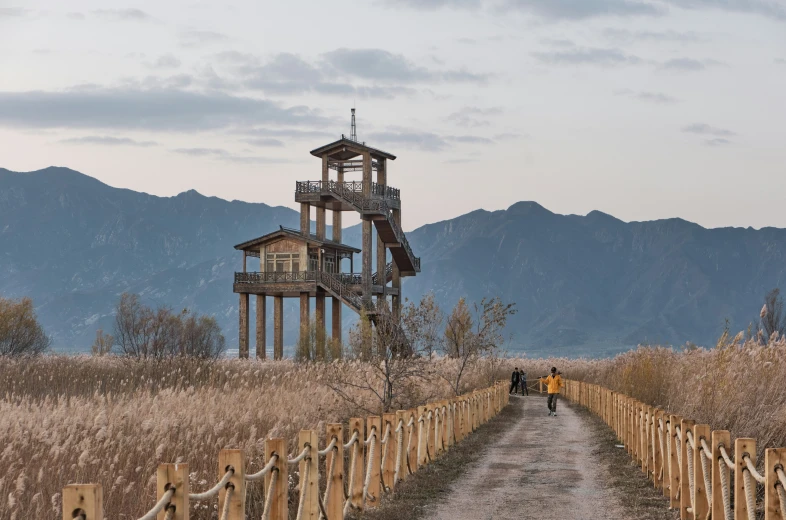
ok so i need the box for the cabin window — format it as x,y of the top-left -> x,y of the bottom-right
309,254 -> 318,272
325,255 -> 335,273
266,253 -> 300,272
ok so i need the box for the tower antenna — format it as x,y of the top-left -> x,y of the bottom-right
350,107 -> 357,142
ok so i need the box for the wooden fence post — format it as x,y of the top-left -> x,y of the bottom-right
663,415 -> 672,499
382,413 -> 397,490
670,415 -> 683,510
462,395 -> 472,437
435,405 -> 444,456
680,419 -> 696,520
298,430 -> 319,520
641,405 -> 648,474
711,430 -> 731,520
62,484 -> 103,520
735,438 -> 755,520
394,411 -> 409,484
692,424 -> 711,519
348,418 -> 365,510
641,404 -> 648,473
366,416 -> 382,508
156,463 -> 189,520
265,438 -> 288,520
417,405 -> 428,468
218,450 -> 245,520
653,410 -> 662,489
441,403 -> 450,450
325,423 -> 344,520
407,409 -> 418,474
765,448 -> 786,520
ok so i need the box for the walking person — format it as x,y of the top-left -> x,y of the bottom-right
509,367 -> 521,395
519,370 -> 528,396
539,367 -> 563,416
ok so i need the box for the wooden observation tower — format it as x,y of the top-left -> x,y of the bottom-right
232,110 -> 421,358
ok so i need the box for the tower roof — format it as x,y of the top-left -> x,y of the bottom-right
309,137 -> 396,161
234,226 -> 361,255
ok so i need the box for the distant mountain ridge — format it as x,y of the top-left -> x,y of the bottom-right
2,166 -> 785,357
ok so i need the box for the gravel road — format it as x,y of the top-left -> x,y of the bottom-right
425,394 -> 626,520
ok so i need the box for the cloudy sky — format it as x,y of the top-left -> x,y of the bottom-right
1,0 -> 785,230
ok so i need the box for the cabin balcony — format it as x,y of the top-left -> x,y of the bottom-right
233,271 -> 396,298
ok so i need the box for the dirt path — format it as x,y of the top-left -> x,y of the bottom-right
425,394 -> 626,520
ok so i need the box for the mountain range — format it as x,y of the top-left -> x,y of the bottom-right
2,166 -> 784,358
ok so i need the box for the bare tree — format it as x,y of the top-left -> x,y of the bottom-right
326,301 -> 434,414
180,312 -> 226,359
0,296 -> 50,356
401,292 -> 444,358
439,297 -> 516,395
91,329 -> 114,356
760,288 -> 785,343
113,293 -> 226,359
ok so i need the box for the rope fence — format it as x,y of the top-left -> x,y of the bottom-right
61,381 -> 508,520
563,379 -> 786,520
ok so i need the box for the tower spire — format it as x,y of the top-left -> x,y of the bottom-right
350,107 -> 357,142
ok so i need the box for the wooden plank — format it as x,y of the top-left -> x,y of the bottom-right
366,416 -> 382,508
155,464 -> 188,520
382,413 -> 397,490
265,438 -> 288,520
325,424 -> 344,520
692,424 -> 710,519
735,438 -> 756,520
62,484 -> 103,520
765,448 -> 786,520
680,419 -> 696,520
298,430 -> 319,520
711,430 -> 731,520
348,418 -> 365,510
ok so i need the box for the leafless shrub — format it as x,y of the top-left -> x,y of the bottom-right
113,293 -> 225,359
91,329 -> 114,356
439,297 -> 516,396
0,296 -> 50,356
760,288 -> 785,343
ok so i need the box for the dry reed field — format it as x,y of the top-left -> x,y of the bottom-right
0,355 -> 496,519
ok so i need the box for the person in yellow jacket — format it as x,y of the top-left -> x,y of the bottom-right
539,367 -> 563,416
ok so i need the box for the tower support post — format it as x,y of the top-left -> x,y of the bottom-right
274,296 -> 283,360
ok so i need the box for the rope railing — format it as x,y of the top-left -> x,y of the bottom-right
562,379 -> 786,520
62,381 -> 508,520
189,468 -> 234,500
246,454 -> 279,481
137,487 -> 175,520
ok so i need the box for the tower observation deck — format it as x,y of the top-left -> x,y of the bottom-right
232,110 -> 421,359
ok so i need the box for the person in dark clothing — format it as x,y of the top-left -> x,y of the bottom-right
519,371 -> 528,396
510,367 -> 520,394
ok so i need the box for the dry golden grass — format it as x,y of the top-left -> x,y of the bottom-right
0,355 -> 492,519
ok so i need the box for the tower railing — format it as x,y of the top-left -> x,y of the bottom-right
295,180 -> 400,201
295,180 -> 419,273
